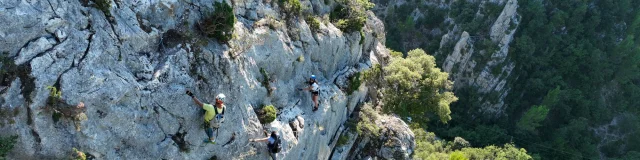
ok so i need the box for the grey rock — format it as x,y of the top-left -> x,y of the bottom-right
0,0 -> 393,159
14,37 -> 57,65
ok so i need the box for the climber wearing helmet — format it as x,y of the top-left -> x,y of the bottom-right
186,90 -> 227,144
249,131 -> 281,160
299,75 -> 320,111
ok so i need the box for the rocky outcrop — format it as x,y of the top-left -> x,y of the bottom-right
334,113 -> 415,160
0,0 -> 392,159
431,0 -> 520,116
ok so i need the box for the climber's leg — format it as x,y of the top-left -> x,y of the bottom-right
269,151 -> 277,160
205,127 -> 214,140
312,93 -> 319,111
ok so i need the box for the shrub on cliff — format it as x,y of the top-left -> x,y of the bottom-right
92,0 -> 112,18
258,105 -> 277,124
306,16 -> 321,32
330,0 -> 373,33
0,135 -> 17,158
280,0 -> 302,17
199,2 -> 236,43
356,104 -> 380,137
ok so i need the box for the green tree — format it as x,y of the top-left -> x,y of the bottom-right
412,127 -> 532,160
382,49 -> 457,125
516,105 -> 549,133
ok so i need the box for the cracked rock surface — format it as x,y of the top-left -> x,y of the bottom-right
0,0 -> 395,159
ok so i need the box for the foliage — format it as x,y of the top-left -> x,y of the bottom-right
356,104 -> 380,137
306,16 -> 321,32
279,0 -> 302,17
412,127 -> 532,160
46,86 -> 63,118
449,152 -> 468,160
330,0 -> 373,33
389,50 -> 403,58
258,105 -> 277,124
199,2 -> 236,43
362,64 -> 382,83
72,148 -> 86,160
359,30 -> 365,44
347,72 -> 361,95
382,49 -> 457,125
46,86 -> 62,99
259,68 -> 273,96
336,133 -> 350,147
92,0 -> 112,17
0,135 -> 17,159
426,0 -> 640,159
516,105 -> 549,133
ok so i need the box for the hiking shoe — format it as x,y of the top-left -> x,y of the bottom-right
312,106 -> 318,112
204,139 -> 216,144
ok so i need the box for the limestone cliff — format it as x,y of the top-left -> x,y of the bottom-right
371,0 -> 520,116
0,0 -> 406,159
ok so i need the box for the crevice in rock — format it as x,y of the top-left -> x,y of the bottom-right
105,14 -> 123,61
152,106 -> 168,135
76,22 -> 95,69
25,102 -> 34,125
112,0 -> 121,9
46,0 -> 60,17
135,13 -> 152,33
0,53 -> 36,103
154,103 -> 184,122
79,0 -> 90,7
96,110 -> 107,118
170,124 -> 190,152
159,29 -> 185,51
30,129 -> 41,143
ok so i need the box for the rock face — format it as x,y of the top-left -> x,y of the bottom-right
372,0 -> 520,116
332,113 -> 415,160
441,0 -> 519,115
0,0 -> 393,159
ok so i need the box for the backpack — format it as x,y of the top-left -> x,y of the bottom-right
268,135 -> 282,153
214,105 -> 225,120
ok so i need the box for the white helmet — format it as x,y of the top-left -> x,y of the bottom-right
216,94 -> 226,101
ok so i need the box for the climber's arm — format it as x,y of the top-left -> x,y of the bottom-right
250,137 -> 269,142
300,86 -> 312,91
191,97 -> 204,108
187,91 -> 204,108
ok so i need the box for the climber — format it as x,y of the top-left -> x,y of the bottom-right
248,131 -> 281,160
186,90 -> 226,144
299,75 -> 319,111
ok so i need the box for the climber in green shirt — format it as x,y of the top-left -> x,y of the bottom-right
186,90 -> 226,144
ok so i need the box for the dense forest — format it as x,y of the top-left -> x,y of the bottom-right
377,0 -> 640,159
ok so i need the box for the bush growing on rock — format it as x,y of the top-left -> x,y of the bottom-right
336,133 -> 350,147
279,0 -> 302,17
306,16 -> 321,32
330,0 -> 374,33
72,148 -> 86,160
356,104 -> 380,137
347,72 -> 361,95
91,0 -> 112,18
199,2 -> 236,43
258,105 -> 277,124
0,135 -> 17,158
